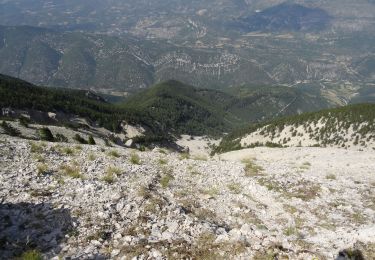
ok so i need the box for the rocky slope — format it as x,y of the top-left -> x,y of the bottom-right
1,135 -> 374,259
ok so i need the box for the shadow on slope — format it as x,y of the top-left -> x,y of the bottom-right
0,202 -> 73,258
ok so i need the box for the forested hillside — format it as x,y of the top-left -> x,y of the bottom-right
215,103 -> 375,153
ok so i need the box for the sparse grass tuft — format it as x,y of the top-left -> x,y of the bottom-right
158,148 -> 168,154
179,152 -> 190,160
190,169 -> 201,176
227,183 -> 242,194
326,174 -> 337,180
61,147 -> 75,155
60,164 -> 83,179
193,154 -> 208,161
21,250 -> 43,260
284,226 -> 297,236
242,158 -> 264,177
203,187 -> 220,197
160,167 -> 175,189
30,142 -> 44,153
33,154 -> 45,163
137,185 -> 152,199
158,158 -> 168,165
106,166 -> 122,176
74,145 -> 83,151
88,153 -> 96,161
130,152 -> 141,164
299,161 -> 311,170
107,150 -> 120,158
102,172 -> 115,184
37,163 -> 49,175
258,178 -> 321,201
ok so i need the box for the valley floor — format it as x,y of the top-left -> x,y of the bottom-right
0,135 -> 374,259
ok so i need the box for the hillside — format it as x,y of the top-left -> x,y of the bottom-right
226,85 -> 331,122
215,103 -> 375,153
122,80 -> 335,136
0,75 -> 237,138
0,74 -> 144,132
0,74 -> 179,149
122,80 -> 240,136
1,74 -> 373,150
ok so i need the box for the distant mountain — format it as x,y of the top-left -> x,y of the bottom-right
0,25 -> 275,91
236,3 -> 331,32
215,103 -> 375,153
0,25 -> 375,94
1,0 -> 374,38
0,26 -> 155,90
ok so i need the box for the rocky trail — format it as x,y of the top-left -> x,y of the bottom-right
1,135 -> 374,259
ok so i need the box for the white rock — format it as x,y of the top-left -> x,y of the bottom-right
114,233 -> 122,240
91,240 -> 102,247
167,221 -> 179,233
111,249 -> 121,257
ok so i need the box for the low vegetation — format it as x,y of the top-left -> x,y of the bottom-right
88,153 -> 97,161
227,183 -> 242,194
74,134 -> 88,144
88,135 -> 96,145
55,133 -> 68,142
158,158 -> 168,165
179,152 -> 190,160
193,154 -> 208,161
20,250 -> 43,260
61,147 -> 75,155
102,172 -> 115,184
60,164 -> 83,179
37,163 -> 49,176
30,142 -> 44,153
160,167 -> 175,189
106,166 -> 122,176
39,128 -> 54,142
130,153 -> 141,164
242,158 -> 264,177
326,174 -> 337,180
107,150 -> 120,158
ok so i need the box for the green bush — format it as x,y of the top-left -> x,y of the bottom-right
88,135 -> 96,145
39,127 -> 54,141
74,134 -> 88,144
19,116 -> 30,127
265,142 -> 283,148
55,133 -> 68,142
21,250 -> 43,260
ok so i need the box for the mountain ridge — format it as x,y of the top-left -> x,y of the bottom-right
235,3 -> 332,32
